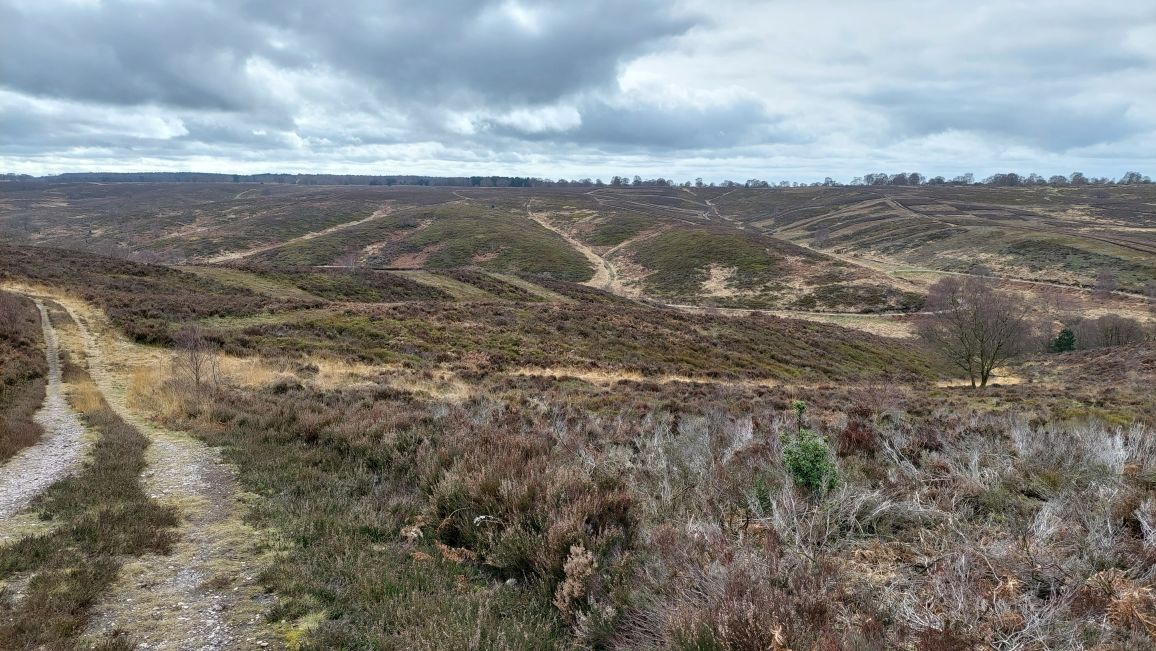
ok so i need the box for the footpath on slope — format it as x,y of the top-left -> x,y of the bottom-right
0,299 -> 89,528
523,204 -> 615,290
2,283 -> 280,650
201,203 -> 393,263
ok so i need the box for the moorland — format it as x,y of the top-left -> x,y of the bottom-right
0,178 -> 1154,649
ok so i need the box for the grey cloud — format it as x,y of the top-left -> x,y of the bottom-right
865,86 -> 1143,151
484,96 -> 797,150
235,0 -> 696,107
0,1 -> 272,110
1,0 -> 1154,178
1,1 -> 695,111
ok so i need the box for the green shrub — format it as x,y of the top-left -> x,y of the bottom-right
791,399 -> 807,429
783,429 -> 838,492
1051,328 -> 1075,353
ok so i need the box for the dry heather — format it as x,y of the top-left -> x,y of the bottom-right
0,291 -> 47,461
149,359 -> 1156,649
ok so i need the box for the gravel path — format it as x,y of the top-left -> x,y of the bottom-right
49,299 -> 277,650
0,299 -> 88,521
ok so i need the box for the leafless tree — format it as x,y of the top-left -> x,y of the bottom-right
813,226 -> 831,248
172,327 -> 219,391
917,277 -> 1033,387
334,249 -> 360,268
1093,270 -> 1118,296
1072,315 -> 1150,349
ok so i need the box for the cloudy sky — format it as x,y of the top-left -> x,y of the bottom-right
2,0 -> 1154,182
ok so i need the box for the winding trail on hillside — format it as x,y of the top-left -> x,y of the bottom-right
524,203 -> 616,290
1,283 -> 278,650
519,205 -> 939,330
201,203 -> 393,263
0,299 -> 88,523
772,199 -> 1156,301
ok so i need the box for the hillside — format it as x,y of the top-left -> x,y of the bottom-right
1,186 -> 1155,650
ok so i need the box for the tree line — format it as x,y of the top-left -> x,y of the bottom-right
2,170 -> 1150,189
850,171 -> 1151,187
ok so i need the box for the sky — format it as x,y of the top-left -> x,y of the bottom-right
2,0 -> 1155,182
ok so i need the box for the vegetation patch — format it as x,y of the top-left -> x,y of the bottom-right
0,292 -> 47,461
362,205 -> 595,281
627,228 -> 788,298
1002,238 -> 1155,289
439,269 -> 543,302
248,266 -> 452,302
0,245 -> 307,345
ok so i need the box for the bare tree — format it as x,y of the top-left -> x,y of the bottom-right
334,249 -> 360,268
172,327 -> 219,390
813,226 -> 831,248
918,277 -> 1033,387
1072,315 -> 1150,349
1093,270 -> 1118,297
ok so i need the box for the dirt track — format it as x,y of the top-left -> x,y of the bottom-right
0,299 -> 88,522
201,203 -> 393,263
525,204 -> 616,290
0,283 -> 279,650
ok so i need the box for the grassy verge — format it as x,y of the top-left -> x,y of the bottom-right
0,291 -> 47,461
0,349 -> 178,649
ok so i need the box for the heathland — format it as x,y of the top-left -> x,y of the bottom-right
0,179 -> 1153,649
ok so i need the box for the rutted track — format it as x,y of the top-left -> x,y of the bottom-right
1,284 -> 278,650
524,202 -> 616,291
0,299 -> 88,522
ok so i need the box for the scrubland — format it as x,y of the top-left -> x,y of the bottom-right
134,348 -> 1156,649
0,180 -> 1154,649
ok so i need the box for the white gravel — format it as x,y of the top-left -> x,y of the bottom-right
0,299 -> 88,521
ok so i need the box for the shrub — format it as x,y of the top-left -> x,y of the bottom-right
784,429 -> 838,492
1051,327 -> 1076,352
791,399 -> 807,429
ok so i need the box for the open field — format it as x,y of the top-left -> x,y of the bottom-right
0,182 -> 1154,649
